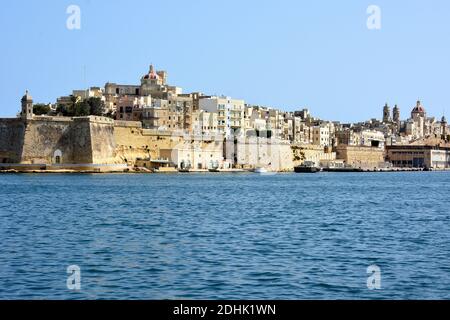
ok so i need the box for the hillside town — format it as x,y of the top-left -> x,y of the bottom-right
1,64 -> 450,173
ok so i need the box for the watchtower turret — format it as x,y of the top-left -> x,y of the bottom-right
21,90 -> 33,121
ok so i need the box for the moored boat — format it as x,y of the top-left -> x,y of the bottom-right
253,167 -> 269,174
294,161 -> 319,173
294,165 -> 319,173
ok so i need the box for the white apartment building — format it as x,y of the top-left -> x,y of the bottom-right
199,96 -> 245,138
191,110 -> 218,135
160,140 -> 224,170
360,130 -> 385,148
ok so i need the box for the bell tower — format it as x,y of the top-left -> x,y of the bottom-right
21,90 -> 34,121
383,103 -> 391,123
441,116 -> 447,140
393,105 -> 400,124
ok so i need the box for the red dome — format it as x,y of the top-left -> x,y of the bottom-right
143,73 -> 158,80
412,101 -> 426,114
143,64 -> 159,80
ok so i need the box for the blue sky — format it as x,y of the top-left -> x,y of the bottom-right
1,0 -> 449,122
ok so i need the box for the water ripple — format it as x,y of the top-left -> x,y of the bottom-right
0,172 -> 450,299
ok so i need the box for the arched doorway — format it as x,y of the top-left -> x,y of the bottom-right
53,150 -> 62,164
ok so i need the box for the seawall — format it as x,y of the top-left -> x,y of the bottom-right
1,116 -> 297,172
0,116 -> 120,171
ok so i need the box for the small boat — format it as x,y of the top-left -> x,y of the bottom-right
294,161 -> 319,173
253,167 -> 268,174
208,168 -> 220,173
178,169 -> 190,173
294,165 -> 319,173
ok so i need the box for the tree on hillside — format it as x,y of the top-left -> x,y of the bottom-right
86,97 -> 105,116
33,104 -> 51,115
74,101 -> 91,116
56,104 -> 70,116
55,96 -> 105,117
70,95 -> 78,112
56,95 -> 79,117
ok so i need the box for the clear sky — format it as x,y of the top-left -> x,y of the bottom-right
1,0 -> 449,122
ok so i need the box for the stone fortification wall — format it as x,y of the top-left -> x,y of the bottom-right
113,123 -> 184,165
1,116 -> 117,166
0,119 -> 25,163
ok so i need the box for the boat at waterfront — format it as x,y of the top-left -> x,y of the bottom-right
252,167 -> 269,174
294,161 -> 319,173
294,165 -> 319,173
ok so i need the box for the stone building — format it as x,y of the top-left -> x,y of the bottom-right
140,96 -> 193,131
103,64 -> 182,115
141,99 -> 169,130
140,64 -> 182,98
386,142 -> 450,169
311,124 -> 331,146
335,145 -> 385,168
291,144 -> 336,167
104,83 -> 141,114
115,96 -> 151,121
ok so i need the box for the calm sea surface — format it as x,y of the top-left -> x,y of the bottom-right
0,172 -> 449,300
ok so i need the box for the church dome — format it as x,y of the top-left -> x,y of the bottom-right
143,72 -> 159,80
412,100 -> 426,114
143,64 -> 159,80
